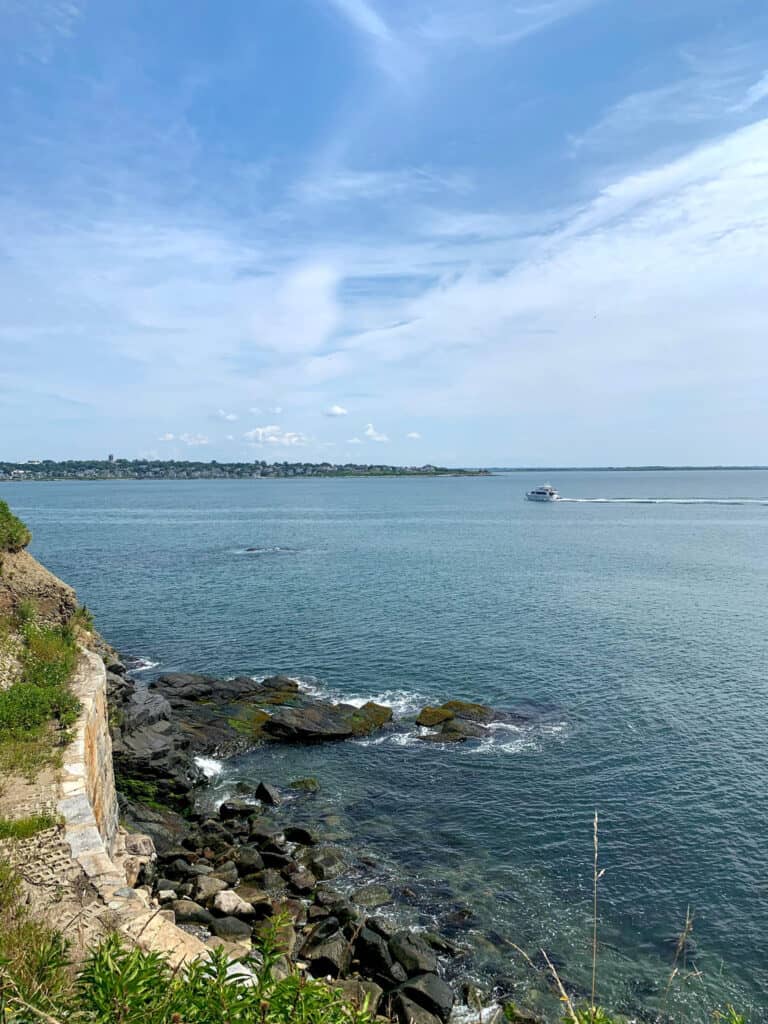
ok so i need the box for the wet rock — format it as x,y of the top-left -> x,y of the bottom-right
352,884 -> 392,909
249,822 -> 280,846
302,919 -> 351,979
284,864 -> 317,895
219,799 -> 256,820
283,825 -> 318,846
441,700 -> 495,723
188,863 -> 213,877
263,701 -> 392,743
391,994 -> 443,1024
439,719 -> 490,741
290,777 -> 320,792
209,916 -> 252,942
253,917 -> 297,955
415,707 -> 454,727
303,846 -> 346,880
255,781 -> 282,806
389,931 -> 438,976
213,890 -> 255,919
171,899 -> 214,926
355,926 -> 394,977
397,973 -> 454,1023
262,850 -> 293,870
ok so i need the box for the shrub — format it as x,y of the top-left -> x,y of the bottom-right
0,813 -> 57,840
0,501 -> 31,552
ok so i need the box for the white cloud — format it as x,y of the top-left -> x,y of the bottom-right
243,425 -> 309,447
347,437 -> 363,444
179,432 -> 210,446
158,432 -> 175,441
733,70 -> 768,112
406,431 -> 421,439
323,0 -> 416,83
217,409 -> 238,421
364,422 -> 389,442
225,434 -> 235,441
273,406 -> 283,414
324,404 -> 348,417
250,265 -> 340,353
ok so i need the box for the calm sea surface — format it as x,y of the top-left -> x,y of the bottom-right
5,471 -> 768,1019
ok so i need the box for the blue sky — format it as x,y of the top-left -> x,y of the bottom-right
2,0 -> 768,465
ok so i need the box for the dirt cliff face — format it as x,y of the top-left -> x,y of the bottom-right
0,549 -> 77,626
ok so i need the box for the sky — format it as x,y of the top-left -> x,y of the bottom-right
2,0 -> 768,466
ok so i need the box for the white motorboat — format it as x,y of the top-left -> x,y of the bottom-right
525,483 -> 559,502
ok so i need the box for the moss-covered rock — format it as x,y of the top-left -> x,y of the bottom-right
416,706 -> 454,727
441,700 -> 494,723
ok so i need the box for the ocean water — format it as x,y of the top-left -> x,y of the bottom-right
5,471 -> 768,1019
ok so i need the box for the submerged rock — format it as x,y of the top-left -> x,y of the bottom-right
289,776 -> 320,792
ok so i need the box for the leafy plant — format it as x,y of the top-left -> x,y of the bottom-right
0,502 -> 31,553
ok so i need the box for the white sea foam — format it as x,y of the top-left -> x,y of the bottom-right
297,679 -> 423,718
194,756 -> 224,778
129,657 -> 159,673
559,497 -> 768,505
450,1002 -> 503,1024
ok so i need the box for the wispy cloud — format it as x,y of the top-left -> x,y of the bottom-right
324,0 -> 416,83
217,409 -> 238,421
324,404 -> 348,416
406,431 -> 421,439
179,432 -> 210,446
732,70 -> 768,112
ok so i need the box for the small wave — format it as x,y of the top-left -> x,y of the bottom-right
126,657 -> 159,673
194,756 -> 224,779
238,545 -> 298,555
558,497 -> 768,505
354,729 -> 428,748
296,680 -> 424,718
450,1002 -> 502,1024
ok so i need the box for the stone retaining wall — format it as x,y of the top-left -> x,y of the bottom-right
56,648 -> 208,966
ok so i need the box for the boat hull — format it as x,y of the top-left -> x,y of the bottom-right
525,492 -> 559,502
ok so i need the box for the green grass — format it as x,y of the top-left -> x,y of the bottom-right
0,500 -> 31,553
0,616 -> 80,780
0,813 -> 57,840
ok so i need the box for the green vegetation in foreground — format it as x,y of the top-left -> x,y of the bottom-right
0,853 -> 750,1024
0,813 -> 57,840
0,861 -> 374,1024
0,500 -> 31,553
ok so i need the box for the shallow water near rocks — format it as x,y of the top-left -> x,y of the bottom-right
7,471 -> 768,1020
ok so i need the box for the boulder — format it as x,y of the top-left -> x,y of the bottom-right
415,707 -> 453,728
441,700 -> 494,723
263,701 -> 392,743
391,994 -> 443,1024
219,799 -> 256,820
439,719 -> 490,741
212,861 -> 239,886
333,978 -> 383,1014
355,926 -> 394,977
301,919 -> 350,979
170,900 -> 214,926
255,781 -> 282,806
283,825 -> 318,846
213,890 -> 255,919
285,864 -> 317,895
397,974 -> 454,1023
389,931 -> 438,976
234,846 -> 265,873
192,876 -> 229,903
209,916 -> 252,942
252,869 -> 285,892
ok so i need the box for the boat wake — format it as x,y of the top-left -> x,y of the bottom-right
557,497 -> 768,505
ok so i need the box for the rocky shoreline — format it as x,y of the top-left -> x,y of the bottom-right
107,660 -> 550,1024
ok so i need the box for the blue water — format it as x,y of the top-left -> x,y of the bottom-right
5,471 -> 768,1019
